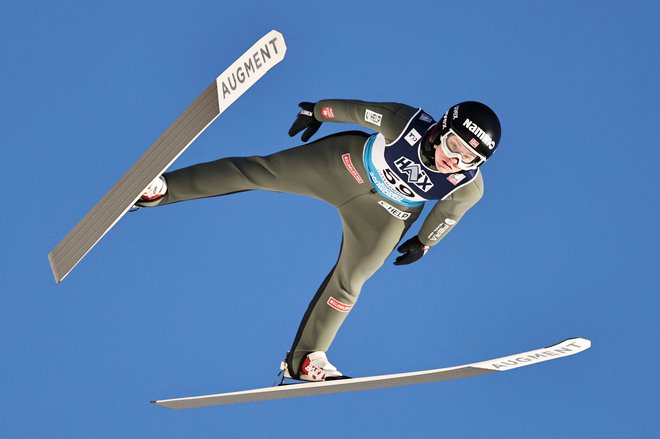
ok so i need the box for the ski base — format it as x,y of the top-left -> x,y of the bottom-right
152,337 -> 590,409
48,30 -> 286,283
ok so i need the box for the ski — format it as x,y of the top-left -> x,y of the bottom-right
152,337 -> 590,409
48,30 -> 287,283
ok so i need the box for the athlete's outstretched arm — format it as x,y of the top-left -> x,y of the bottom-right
289,99 -> 419,143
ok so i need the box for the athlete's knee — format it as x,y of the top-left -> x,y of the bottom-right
225,155 -> 279,188
344,259 -> 385,291
331,285 -> 359,308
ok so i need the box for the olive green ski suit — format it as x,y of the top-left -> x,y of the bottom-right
143,99 -> 483,377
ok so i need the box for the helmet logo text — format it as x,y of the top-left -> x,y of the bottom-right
463,118 -> 496,149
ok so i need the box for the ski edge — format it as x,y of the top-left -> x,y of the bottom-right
151,337 -> 591,409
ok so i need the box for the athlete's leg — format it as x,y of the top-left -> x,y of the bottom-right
286,193 -> 422,377
141,131 -> 370,207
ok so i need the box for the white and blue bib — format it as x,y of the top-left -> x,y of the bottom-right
363,109 -> 479,207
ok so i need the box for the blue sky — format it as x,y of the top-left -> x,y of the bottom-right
2,0 -> 658,437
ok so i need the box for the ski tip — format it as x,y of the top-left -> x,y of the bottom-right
547,337 -> 591,350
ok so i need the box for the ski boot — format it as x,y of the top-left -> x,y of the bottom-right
280,351 -> 347,382
130,176 -> 167,211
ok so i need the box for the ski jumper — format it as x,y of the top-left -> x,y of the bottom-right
143,99 -> 484,377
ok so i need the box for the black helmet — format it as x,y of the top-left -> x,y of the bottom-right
428,101 -> 502,167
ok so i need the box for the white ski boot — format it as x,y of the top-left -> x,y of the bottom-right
131,176 -> 167,211
140,175 -> 168,202
281,351 -> 345,382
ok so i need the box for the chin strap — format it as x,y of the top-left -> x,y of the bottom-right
420,133 -> 438,170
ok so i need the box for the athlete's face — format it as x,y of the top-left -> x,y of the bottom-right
433,133 -> 479,173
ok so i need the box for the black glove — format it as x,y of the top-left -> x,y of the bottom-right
288,102 -> 322,142
394,236 -> 430,265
